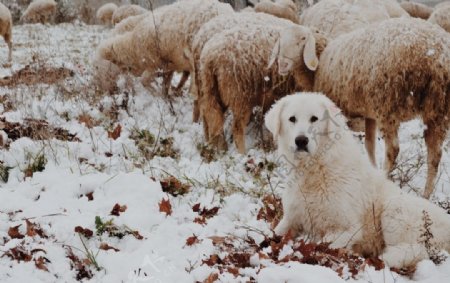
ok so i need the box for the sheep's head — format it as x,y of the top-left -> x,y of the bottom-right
268,25 -> 319,75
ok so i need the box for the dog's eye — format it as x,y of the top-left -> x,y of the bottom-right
289,116 -> 296,123
310,116 -> 318,123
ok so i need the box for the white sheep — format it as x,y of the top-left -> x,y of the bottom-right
270,17 -> 450,199
21,0 -> 57,24
111,4 -> 147,25
254,0 -> 299,23
428,3 -> 450,32
379,0 -> 410,17
299,0 -> 390,39
189,12 -> 294,122
96,0 -> 233,96
96,3 -> 118,25
197,16 -> 326,152
110,12 -> 148,35
400,1 -> 433,19
435,1 -> 450,9
0,3 -> 12,62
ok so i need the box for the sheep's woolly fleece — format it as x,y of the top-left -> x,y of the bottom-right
0,23 -> 449,283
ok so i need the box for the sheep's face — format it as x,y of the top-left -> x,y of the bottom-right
269,26 -> 319,75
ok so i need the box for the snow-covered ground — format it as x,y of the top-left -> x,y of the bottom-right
0,23 -> 449,283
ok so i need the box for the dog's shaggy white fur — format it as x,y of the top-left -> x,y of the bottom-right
265,93 -> 450,268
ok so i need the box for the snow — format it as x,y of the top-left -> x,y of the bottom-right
0,22 -> 448,283
258,262 -> 346,283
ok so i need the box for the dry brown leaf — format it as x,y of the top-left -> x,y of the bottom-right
99,243 -> 120,252
34,256 -> 49,272
8,225 -> 24,239
110,203 -> 127,216
203,272 -> 219,283
77,114 -> 98,129
108,124 -> 122,140
85,192 -> 94,201
74,226 -> 93,238
26,220 -> 47,238
159,198 -> 172,216
186,235 -> 200,246
208,236 -> 226,246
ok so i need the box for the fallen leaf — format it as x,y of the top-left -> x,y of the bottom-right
85,192 -> 94,201
99,243 -> 120,252
193,216 -> 206,225
202,254 -> 221,266
74,226 -> 93,238
186,235 -> 199,246
8,225 -> 24,239
203,272 -> 219,283
208,236 -> 226,246
110,203 -> 127,216
160,176 -> 190,196
108,124 -> 121,140
26,220 -> 47,238
227,267 -> 239,277
192,203 -> 201,212
77,114 -> 98,129
159,198 -> 172,216
34,256 -> 49,272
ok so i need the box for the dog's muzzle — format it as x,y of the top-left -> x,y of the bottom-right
295,135 -> 309,152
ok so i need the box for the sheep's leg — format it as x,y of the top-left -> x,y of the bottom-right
161,71 -> 174,98
173,71 -> 189,95
199,95 -> 227,151
365,118 -> 377,167
3,32 -> 12,62
423,123 -> 445,199
382,124 -> 399,174
192,99 -> 200,123
232,109 -> 252,154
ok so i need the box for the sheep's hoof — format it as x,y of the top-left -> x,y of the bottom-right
210,135 -> 228,152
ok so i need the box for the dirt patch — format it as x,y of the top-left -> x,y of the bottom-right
0,117 -> 80,146
0,65 -> 74,87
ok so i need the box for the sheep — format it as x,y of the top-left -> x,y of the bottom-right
270,17 -> 450,199
0,3 -> 12,62
428,4 -> 450,32
197,17 -> 327,152
110,12 -> 148,35
400,1 -> 433,19
254,0 -> 299,23
111,4 -> 147,25
434,1 -> 450,9
189,12 -> 294,122
96,3 -> 118,25
21,0 -> 57,24
379,0 -> 410,17
299,0 -> 390,39
97,0 -> 233,97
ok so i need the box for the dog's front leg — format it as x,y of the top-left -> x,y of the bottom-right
274,217 -> 291,235
324,229 -> 361,250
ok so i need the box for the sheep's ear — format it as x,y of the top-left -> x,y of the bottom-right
265,98 -> 285,139
303,33 -> 318,71
268,37 -> 280,69
321,97 -> 346,138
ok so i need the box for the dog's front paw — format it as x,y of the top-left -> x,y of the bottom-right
274,218 -> 290,236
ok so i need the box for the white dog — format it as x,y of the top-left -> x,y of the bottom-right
265,92 -> 450,268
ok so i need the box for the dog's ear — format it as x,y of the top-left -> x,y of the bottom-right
265,98 -> 285,139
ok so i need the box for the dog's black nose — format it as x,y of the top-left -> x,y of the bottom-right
295,135 -> 309,151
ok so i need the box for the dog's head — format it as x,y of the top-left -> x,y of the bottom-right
265,93 -> 346,159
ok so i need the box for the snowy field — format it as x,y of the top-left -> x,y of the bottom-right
0,23 -> 449,283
